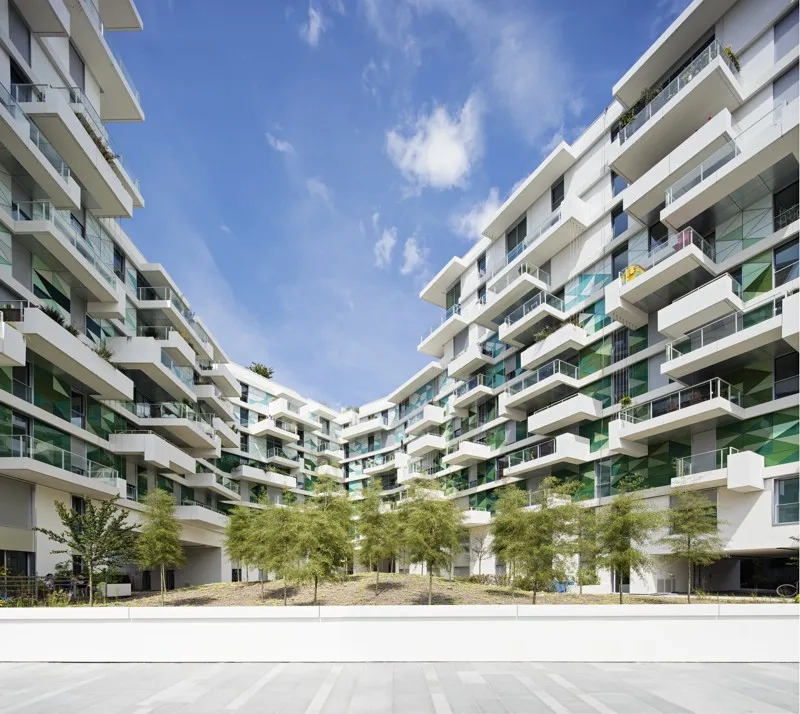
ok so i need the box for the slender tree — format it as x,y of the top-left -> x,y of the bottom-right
573,507 -> 601,595
357,484 -> 401,595
519,477 -> 577,604
36,498 -> 136,606
259,503 -> 302,605
225,504 -> 258,582
491,487 -> 528,589
660,488 -> 726,602
595,477 -> 664,604
400,484 -> 464,605
296,476 -> 353,604
470,529 -> 491,576
136,489 -> 185,605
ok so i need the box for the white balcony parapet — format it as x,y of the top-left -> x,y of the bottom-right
671,448 -> 765,494
176,500 -> 228,530
663,293 -> 787,378
783,291 -> 799,351
452,373 -> 501,410
618,378 -> 744,441
499,290 -> 566,346
461,506 -> 492,526
233,463 -> 296,489
620,227 -> 714,287
186,471 -> 241,498
502,359 -> 580,412
406,432 -> 446,458
0,315 -> 26,367
658,274 -> 744,339
488,261 -> 550,293
520,322 -> 591,371
504,433 -> 590,478
110,430 -> 196,475
527,393 -> 603,435
673,447 -> 738,483
442,435 -> 491,466
406,404 -> 447,436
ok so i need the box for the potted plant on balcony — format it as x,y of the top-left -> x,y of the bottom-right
723,46 -> 741,72
40,304 -> 66,326
618,395 -> 632,408
94,342 -> 114,362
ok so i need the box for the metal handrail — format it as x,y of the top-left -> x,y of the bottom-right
0,434 -> 118,483
504,290 -> 564,326
506,360 -> 579,395
674,447 -> 739,478
421,302 -> 463,341
489,261 -> 550,294
620,227 -> 714,283
619,378 -> 742,424
506,439 -> 557,468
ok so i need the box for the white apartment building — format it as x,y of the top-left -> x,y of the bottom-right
0,0 -> 797,595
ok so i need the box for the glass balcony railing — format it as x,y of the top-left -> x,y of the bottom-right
621,227 -> 715,283
619,378 -> 742,424
455,373 -> 504,398
506,439 -> 556,468
445,435 -> 487,456
504,291 -> 564,326
421,303 -> 463,341
675,447 -> 739,478
137,325 -> 175,340
619,40 -> 733,145
365,453 -> 395,469
111,401 -> 214,435
10,201 -> 117,287
114,53 -> 141,104
180,499 -> 225,515
489,262 -> 550,294
82,0 -> 103,33
666,293 -> 785,360
160,351 -> 194,390
506,360 -> 578,396
215,474 -> 240,493
28,123 -> 71,179
10,84 -> 47,103
0,434 -> 118,484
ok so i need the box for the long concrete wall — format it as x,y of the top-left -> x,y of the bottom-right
0,605 -> 796,663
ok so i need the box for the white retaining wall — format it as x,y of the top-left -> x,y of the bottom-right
0,605 -> 797,663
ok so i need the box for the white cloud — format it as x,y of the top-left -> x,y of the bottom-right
386,93 -> 483,190
450,187 -> 501,241
265,132 -> 295,154
360,0 -> 420,65
305,177 -> 333,208
329,0 -> 346,14
299,5 -> 327,47
371,211 -> 380,230
374,227 -> 397,268
220,224 -> 231,234
361,58 -> 390,98
400,237 -> 427,275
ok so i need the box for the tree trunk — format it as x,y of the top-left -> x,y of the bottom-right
532,587 -> 536,605
283,578 -> 287,606
161,564 -> 166,607
261,577 -> 265,600
618,569 -> 623,605
428,568 -> 433,606
88,567 -> 93,607
375,568 -> 379,596
687,558 -> 692,604
477,557 -> 482,576
313,575 -> 318,605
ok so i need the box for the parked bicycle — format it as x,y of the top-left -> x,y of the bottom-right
776,581 -> 798,598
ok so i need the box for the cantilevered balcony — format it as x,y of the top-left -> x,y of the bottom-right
504,434 -> 590,478
0,317 -> 26,367
498,291 -> 566,346
11,201 -> 118,303
611,40 -> 742,182
404,457 -> 442,482
527,393 -> 603,435
617,378 -> 744,442
267,398 -> 320,430
448,343 -> 496,379
195,383 -> 234,421
441,436 -> 491,467
520,323 -> 594,371
406,432 -> 446,458
110,401 -> 217,449
474,262 -> 550,328
65,0 -> 144,121
107,336 -> 194,402
461,507 -> 492,527
214,417 -> 238,449
662,294 -> 788,380
671,448 -> 765,493
196,360 -> 240,397
97,0 -> 143,30
233,463 -> 296,489
0,434 -> 120,499
176,500 -> 228,530
364,452 -> 406,476
317,442 -> 344,462
451,373 -> 500,410
0,85 -> 80,210
263,447 -> 301,470
110,430 -> 196,475
341,414 -> 389,440
661,99 -> 799,231
501,360 -> 580,412
135,325 -> 196,367
15,307 -> 133,400
605,227 -> 715,329
406,405 -> 447,436
418,303 -> 471,358
658,274 -> 744,339
185,471 -> 241,500
17,85 -> 137,216
14,0 -> 70,34
249,416 -> 299,442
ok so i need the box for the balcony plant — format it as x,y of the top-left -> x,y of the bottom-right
65,323 -> 79,337
618,395 -> 633,408
94,342 -> 113,362
249,362 -> 274,379
723,46 -> 741,72
40,304 -> 66,326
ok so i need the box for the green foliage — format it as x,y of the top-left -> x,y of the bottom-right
660,489 -> 726,602
65,323 -> 79,336
295,476 -> 353,604
595,477 -> 665,603
724,46 -> 741,72
40,304 -> 65,326
491,487 -> 529,587
574,507 -> 601,592
225,505 -> 259,575
258,503 -> 303,604
35,498 -> 136,606
618,395 -> 632,408
357,484 -> 402,594
399,484 -> 465,604
94,342 -> 113,361
136,489 -> 185,605
45,590 -> 72,607
249,362 -> 274,379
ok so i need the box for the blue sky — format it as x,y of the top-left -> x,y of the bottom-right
108,0 -> 688,406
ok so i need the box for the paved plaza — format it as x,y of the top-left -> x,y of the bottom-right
0,661 -> 797,714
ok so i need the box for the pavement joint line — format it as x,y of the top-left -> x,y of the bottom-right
423,664 -> 453,714
304,664 -> 343,714
225,663 -> 285,711
0,674 -> 105,714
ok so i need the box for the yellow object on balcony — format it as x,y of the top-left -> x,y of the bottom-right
622,264 -> 646,284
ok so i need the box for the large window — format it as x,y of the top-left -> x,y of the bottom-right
506,217 -> 527,257
445,282 -> 461,311
595,459 -> 612,498
774,237 -> 798,287
477,253 -> 486,277
611,204 -> 628,238
69,42 -> 86,92
775,477 -> 799,524
774,353 -> 799,399
775,7 -> 799,61
551,177 -> 564,211
774,181 -> 798,229
611,244 -> 628,279
648,222 -> 669,251
9,3 -> 30,65
611,171 -> 628,197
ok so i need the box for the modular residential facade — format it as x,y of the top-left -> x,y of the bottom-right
0,0 -> 797,595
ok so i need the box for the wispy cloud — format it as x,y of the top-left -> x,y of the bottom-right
220,224 -> 232,234
450,187 -> 500,241
299,4 -> 327,47
386,92 -> 483,190
265,132 -> 295,154
374,226 -> 397,268
305,177 -> 334,208
400,236 -> 427,275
